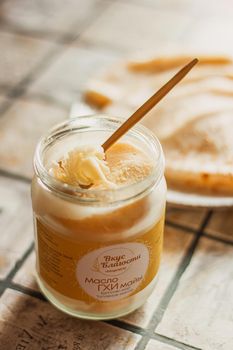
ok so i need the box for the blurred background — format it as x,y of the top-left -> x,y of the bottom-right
0,0 -> 232,178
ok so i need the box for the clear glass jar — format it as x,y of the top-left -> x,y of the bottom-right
31,115 -> 166,320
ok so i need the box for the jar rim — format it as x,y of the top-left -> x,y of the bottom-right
33,115 -> 165,204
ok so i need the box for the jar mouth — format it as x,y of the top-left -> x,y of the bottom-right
34,115 -> 165,204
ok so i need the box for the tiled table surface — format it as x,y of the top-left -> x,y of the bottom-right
0,1 -> 232,349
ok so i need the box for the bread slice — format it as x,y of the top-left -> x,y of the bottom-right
163,111 -> 233,195
84,54 -> 233,195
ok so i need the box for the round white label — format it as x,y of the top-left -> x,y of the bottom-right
76,243 -> 149,301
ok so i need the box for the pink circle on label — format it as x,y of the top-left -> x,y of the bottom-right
76,243 -> 149,301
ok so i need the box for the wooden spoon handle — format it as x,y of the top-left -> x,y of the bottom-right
102,58 -> 198,151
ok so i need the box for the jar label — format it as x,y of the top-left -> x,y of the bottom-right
36,215 -> 164,303
76,243 -> 149,301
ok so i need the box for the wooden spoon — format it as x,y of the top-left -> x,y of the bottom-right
102,58 -> 198,152
78,58 -> 198,189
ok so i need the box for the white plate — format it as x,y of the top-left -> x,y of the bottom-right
167,189 -> 233,208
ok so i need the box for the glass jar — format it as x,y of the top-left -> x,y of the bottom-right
31,115 -> 166,320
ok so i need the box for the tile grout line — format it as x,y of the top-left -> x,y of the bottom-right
0,0 -> 115,45
202,232 -> 233,246
0,99 -> 16,116
1,277 -> 201,350
152,210 -> 213,328
151,333 -> 202,350
6,45 -> 69,100
0,242 -> 34,297
134,210 -> 213,350
0,168 -> 31,184
106,319 -> 201,350
0,22 -> 77,44
165,219 -> 199,235
0,282 -> 199,350
107,0 -> 204,20
76,36 -> 128,54
77,0 -> 199,54
3,267 -> 194,350
17,92 -> 70,110
106,319 -> 146,336
0,0 -> 7,6
0,45 -> 65,118
5,243 -> 34,281
8,282 -> 46,302
160,218 -> 233,247
0,0 -> 115,118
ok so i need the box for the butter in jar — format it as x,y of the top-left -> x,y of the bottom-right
31,115 -> 166,320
